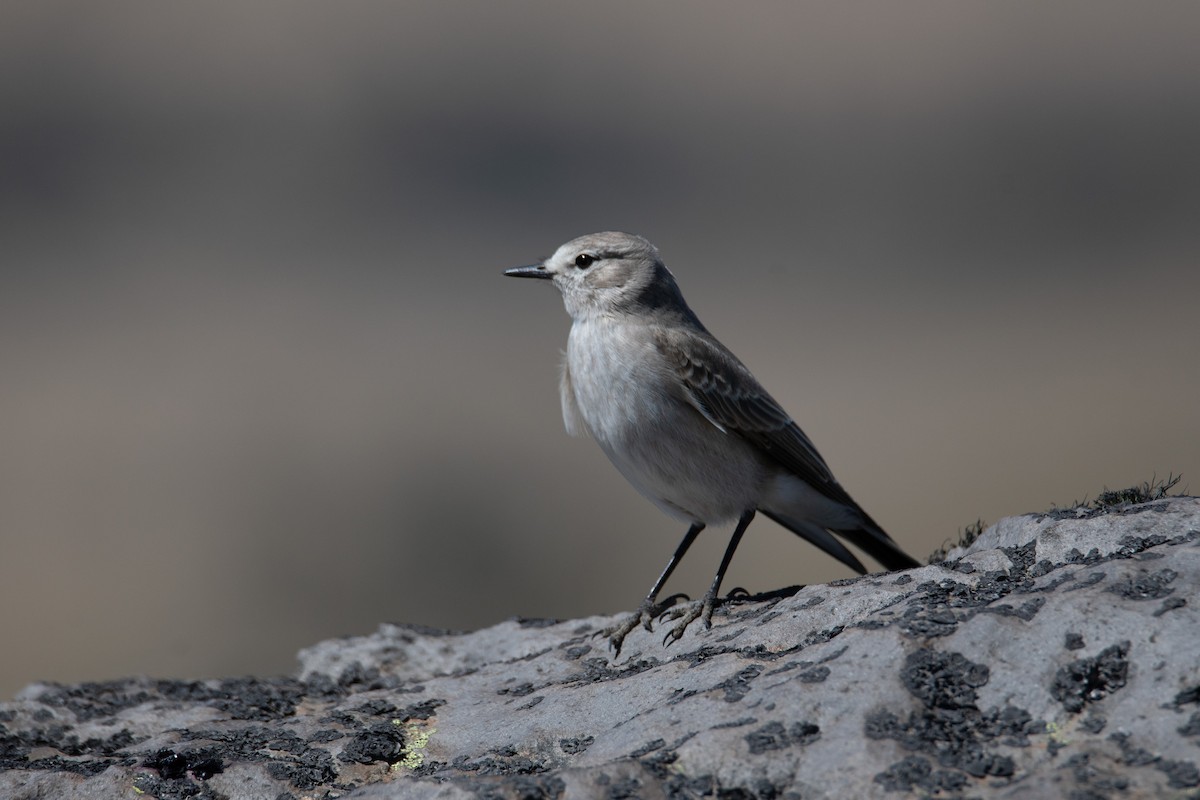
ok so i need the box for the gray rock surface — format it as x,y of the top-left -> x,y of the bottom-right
2,497 -> 1198,799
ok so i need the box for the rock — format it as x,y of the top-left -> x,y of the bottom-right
1,497 -> 1198,799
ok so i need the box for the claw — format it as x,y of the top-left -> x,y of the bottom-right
661,599 -> 705,646
651,593 -> 689,625
601,594 -> 689,656
600,614 -> 641,657
661,590 -> 725,645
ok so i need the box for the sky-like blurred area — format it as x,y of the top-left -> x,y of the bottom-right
2,2 -> 1198,699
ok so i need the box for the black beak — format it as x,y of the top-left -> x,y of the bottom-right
504,264 -> 553,280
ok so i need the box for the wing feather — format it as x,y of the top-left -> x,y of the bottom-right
653,325 -> 920,573
655,328 -> 857,507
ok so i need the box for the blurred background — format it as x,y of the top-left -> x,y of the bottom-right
2,1 -> 1198,700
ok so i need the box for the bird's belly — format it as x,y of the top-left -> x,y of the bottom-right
567,331 -> 766,524
597,421 -> 766,525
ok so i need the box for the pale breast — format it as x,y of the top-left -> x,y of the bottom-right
565,318 -> 768,524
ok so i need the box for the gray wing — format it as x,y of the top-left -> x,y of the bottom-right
655,326 -> 920,573
654,327 -> 856,508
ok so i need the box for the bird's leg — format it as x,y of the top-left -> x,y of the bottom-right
663,509 -> 755,647
602,523 -> 704,656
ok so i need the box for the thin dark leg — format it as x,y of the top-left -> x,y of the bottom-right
706,509 -> 755,605
642,522 -> 704,606
603,522 -> 704,656
663,509 -> 757,646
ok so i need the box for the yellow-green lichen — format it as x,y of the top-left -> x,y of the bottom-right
1045,720 -> 1070,746
394,720 -> 436,771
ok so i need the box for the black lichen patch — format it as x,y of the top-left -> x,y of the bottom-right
596,772 -> 643,798
716,665 -> 764,702
1108,730 -> 1158,767
0,717 -> 146,776
898,567 -> 1042,639
218,692 -> 439,781
628,738 -> 666,759
637,746 -> 680,780
176,724 -> 276,758
1107,731 -> 1200,788
1105,568 -> 1178,601
211,677 -> 304,720
1065,632 -> 1086,650
19,754 -> 116,777
625,735 -> 692,791
267,746 -> 338,789
799,666 -> 830,683
397,698 -> 447,721
867,649 -> 1038,787
451,748 -> 550,777
764,654 -> 837,679
338,722 -> 405,765
711,717 -> 757,730
131,773 -> 225,800
903,650 -> 989,710
1174,685 -> 1200,707
1153,597 -> 1187,616
636,637 -> 788,677
34,678 -> 173,720
598,739 -> 796,800
1061,752 -> 1131,795
1063,572 -> 1106,592
34,675 -> 310,724
1000,540 -> 1039,571
874,755 -> 968,793
188,757 -> 223,780
1158,759 -> 1200,788
561,643 -> 592,661
173,723 -> 341,789
304,661 -> 421,696
745,720 -> 820,754
906,519 -> 1189,653
1178,712 -> 1200,737
130,747 -> 227,800
354,698 -> 397,716
143,747 -> 224,780
461,774 -> 566,799
1050,642 -> 1130,713
569,656 -> 661,685
559,735 -> 594,754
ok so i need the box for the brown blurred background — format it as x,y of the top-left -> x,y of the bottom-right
2,2 -> 1198,699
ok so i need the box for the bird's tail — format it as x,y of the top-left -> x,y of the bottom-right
762,507 -> 920,575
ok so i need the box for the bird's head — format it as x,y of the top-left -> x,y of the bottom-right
506,231 -> 691,322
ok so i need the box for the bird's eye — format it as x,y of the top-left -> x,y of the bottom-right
574,253 -> 596,269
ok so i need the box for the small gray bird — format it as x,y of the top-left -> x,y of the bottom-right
506,232 -> 918,653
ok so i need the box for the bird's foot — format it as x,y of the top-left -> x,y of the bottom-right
661,591 -> 718,647
598,594 -> 689,656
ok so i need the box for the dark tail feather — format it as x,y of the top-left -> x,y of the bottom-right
762,510 -> 867,573
764,508 -> 920,574
833,509 -> 921,572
